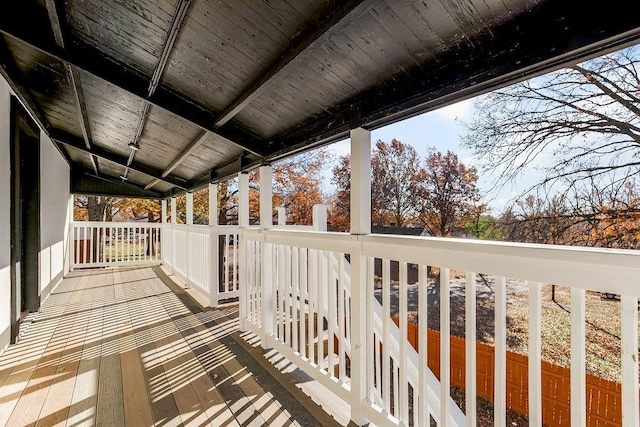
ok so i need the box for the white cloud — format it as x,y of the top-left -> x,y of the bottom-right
433,99 -> 472,120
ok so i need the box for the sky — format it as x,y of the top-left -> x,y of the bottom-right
321,97 -> 543,213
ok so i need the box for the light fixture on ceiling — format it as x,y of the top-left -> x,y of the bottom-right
128,142 -> 140,151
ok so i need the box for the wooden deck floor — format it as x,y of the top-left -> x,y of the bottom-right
0,267 -> 330,426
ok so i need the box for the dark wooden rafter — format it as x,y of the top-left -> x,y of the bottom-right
52,129 -> 190,189
72,166 -> 164,199
144,130 -> 207,190
67,65 -> 99,174
212,0 -> 369,129
0,37 -> 71,165
44,0 -> 99,175
189,154 -> 261,191
143,0 -> 370,192
0,28 -> 265,156
123,0 -> 191,180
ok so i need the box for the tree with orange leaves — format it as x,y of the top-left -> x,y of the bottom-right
417,150 -> 482,236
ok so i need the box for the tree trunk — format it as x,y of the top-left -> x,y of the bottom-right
86,196 -> 110,262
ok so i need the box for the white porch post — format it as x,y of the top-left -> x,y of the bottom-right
186,191 -> 193,285
161,199 -> 167,223
238,172 -> 249,331
171,195 -> 177,272
349,127 -> 371,426
260,165 -> 273,347
161,199 -> 167,267
66,194 -> 74,273
186,191 -> 194,225
277,206 -> 286,225
209,182 -> 219,307
312,204 -> 327,231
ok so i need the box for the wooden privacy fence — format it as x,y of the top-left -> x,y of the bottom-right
395,319 -> 625,426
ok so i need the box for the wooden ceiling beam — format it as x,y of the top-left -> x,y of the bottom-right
45,0 -> 99,175
148,0 -> 190,98
212,0 -> 369,129
144,130 -> 207,190
0,26 -> 265,157
0,37 -> 72,166
124,0 -> 191,180
71,166 -> 165,199
52,129 -> 191,190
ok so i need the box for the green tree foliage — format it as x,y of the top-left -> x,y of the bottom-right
465,214 -> 502,240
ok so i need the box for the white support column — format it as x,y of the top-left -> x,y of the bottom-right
238,172 -> 250,330
238,172 -> 249,227
171,196 -> 177,272
186,191 -> 194,225
160,199 -> 168,267
350,128 -> 371,235
349,127 -> 371,426
260,165 -> 273,347
171,195 -> 177,224
209,183 -> 219,307
277,206 -> 286,226
312,204 -> 327,231
186,191 -> 193,285
161,199 -> 167,223
65,194 -> 74,273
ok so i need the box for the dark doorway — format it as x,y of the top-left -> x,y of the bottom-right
10,96 -> 41,343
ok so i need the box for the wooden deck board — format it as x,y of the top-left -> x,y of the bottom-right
118,273 -> 154,427
2,279 -> 82,427
35,287 -> 92,427
0,267 -> 332,427
65,285 -> 102,427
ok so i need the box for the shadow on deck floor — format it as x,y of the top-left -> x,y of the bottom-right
0,266 -> 344,427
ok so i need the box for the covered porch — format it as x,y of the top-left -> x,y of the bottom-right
0,0 -> 639,425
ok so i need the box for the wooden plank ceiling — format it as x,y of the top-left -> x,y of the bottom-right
0,0 -> 639,198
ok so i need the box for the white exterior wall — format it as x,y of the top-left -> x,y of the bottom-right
40,131 -> 71,300
0,72 -> 12,353
0,74 -> 71,354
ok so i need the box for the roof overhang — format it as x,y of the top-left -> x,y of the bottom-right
1,0 -> 638,197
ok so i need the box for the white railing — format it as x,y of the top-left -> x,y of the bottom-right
71,221 -> 161,269
242,229 -> 355,402
240,227 -> 640,427
162,223 -> 240,306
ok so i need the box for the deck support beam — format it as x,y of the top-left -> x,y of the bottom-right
171,196 -> 177,272
349,127 -> 371,426
208,182 -> 219,307
186,191 -> 193,225
259,165 -> 273,348
238,172 -> 250,330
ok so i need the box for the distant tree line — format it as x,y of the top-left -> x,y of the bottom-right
330,139 -> 482,236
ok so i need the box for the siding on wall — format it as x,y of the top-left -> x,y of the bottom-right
40,131 -> 70,299
0,74 -> 71,354
0,75 -> 11,353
